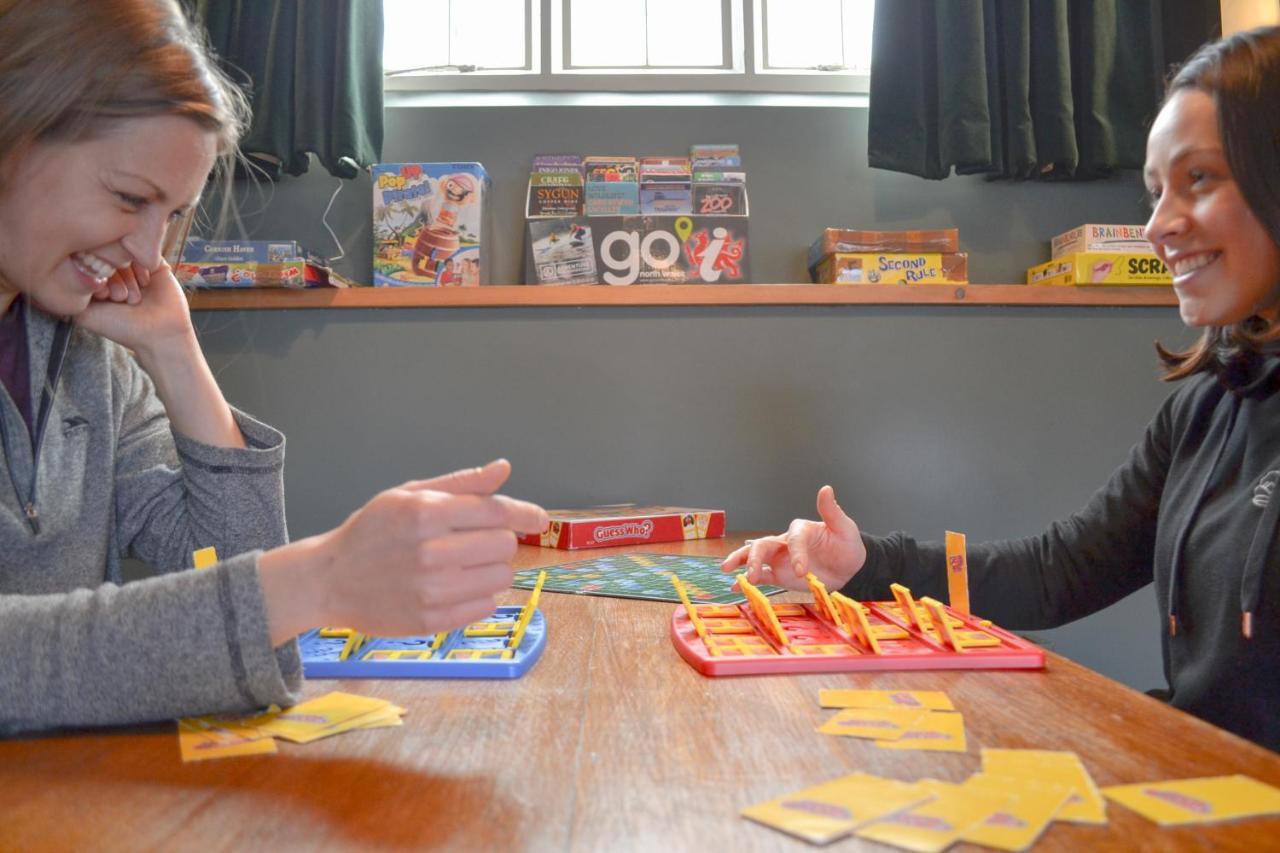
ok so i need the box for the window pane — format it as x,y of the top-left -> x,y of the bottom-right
646,0 -> 723,67
842,0 -> 875,73
766,0 -> 843,68
570,0 -> 646,66
450,0 -> 527,68
384,0 -> 449,72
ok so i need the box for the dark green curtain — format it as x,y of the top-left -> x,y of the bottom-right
867,0 -> 1218,180
190,0 -> 383,179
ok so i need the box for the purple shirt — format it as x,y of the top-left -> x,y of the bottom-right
0,296 -> 33,436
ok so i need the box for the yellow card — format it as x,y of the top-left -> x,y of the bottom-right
741,773 -> 933,845
959,773 -> 1074,851
177,719 -> 277,762
351,704 -> 408,730
192,546 -> 218,570
819,688 -> 955,712
1102,775 -> 1280,826
981,748 -> 1108,825
857,779 -> 1009,853
877,711 -> 967,753
255,692 -> 392,744
817,707 -> 929,740
944,531 -> 969,615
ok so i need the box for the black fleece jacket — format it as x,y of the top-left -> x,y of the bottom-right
842,348 -> 1280,753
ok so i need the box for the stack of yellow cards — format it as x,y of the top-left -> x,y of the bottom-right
817,689 -> 967,753
178,691 -> 406,762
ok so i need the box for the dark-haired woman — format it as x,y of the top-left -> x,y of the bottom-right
723,26 -> 1280,753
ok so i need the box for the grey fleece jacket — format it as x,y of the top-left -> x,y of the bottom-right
0,306 -> 302,733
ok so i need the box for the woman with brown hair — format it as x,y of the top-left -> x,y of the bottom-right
0,0 -> 545,733
725,26 -> 1280,753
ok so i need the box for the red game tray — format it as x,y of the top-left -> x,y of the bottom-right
669,575 -> 1044,677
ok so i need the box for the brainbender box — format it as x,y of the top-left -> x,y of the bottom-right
519,505 -> 726,550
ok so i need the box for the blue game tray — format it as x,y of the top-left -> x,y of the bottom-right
298,606 -> 547,679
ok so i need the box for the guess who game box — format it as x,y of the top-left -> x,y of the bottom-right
520,505 -> 726,550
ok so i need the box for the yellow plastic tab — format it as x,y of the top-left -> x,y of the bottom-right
363,649 -> 434,661
702,618 -> 756,634
833,592 -> 881,654
338,631 -> 366,661
945,530 -> 971,615
669,574 -> 707,639
192,547 -> 218,570
890,583 -> 929,631
920,597 -> 965,652
806,573 -> 841,627
738,574 -> 790,647
464,621 -> 516,637
507,570 -> 547,649
694,604 -> 741,618
447,648 -> 514,660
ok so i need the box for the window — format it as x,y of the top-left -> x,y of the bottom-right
757,0 -> 874,75
383,0 -> 874,93
383,0 -> 536,75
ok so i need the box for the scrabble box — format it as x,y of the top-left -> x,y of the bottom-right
519,505 -> 726,550
813,252 -> 969,285
1027,252 -> 1171,285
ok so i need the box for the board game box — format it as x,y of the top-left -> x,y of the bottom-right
1027,252 -> 1171,286
519,505 -> 725,549
372,161 -> 489,287
807,228 -> 960,273
813,252 -> 969,285
1051,224 -> 1153,258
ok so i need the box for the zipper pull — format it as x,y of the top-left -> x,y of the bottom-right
24,502 -> 40,534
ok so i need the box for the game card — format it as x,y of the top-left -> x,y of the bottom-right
255,692 -> 395,743
819,689 -> 955,711
856,779 -> 1010,852
816,707 -> 930,740
1102,775 -> 1280,825
177,718 -> 277,762
742,773 -> 933,845
981,749 -> 1108,824
959,773 -> 1074,851
877,711 -> 967,753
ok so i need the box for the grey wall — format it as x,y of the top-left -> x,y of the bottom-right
199,101 -> 1188,693
224,101 -> 1153,286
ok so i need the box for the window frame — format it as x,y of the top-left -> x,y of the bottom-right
382,0 -> 871,95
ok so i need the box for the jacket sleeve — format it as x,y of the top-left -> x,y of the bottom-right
840,394 -> 1174,630
0,550 -> 303,733
109,346 -> 288,572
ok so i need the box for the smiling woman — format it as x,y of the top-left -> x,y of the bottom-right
1147,25 -> 1280,376
0,0 -> 546,735
722,26 -> 1280,753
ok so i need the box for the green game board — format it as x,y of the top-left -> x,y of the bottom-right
511,553 -> 784,604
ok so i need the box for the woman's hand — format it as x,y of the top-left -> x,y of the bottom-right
75,261 -> 194,358
258,460 -> 550,643
720,485 -> 867,592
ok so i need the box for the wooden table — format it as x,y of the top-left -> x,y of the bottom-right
4,535 -> 1278,851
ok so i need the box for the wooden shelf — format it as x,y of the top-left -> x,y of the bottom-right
187,283 -> 1179,310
